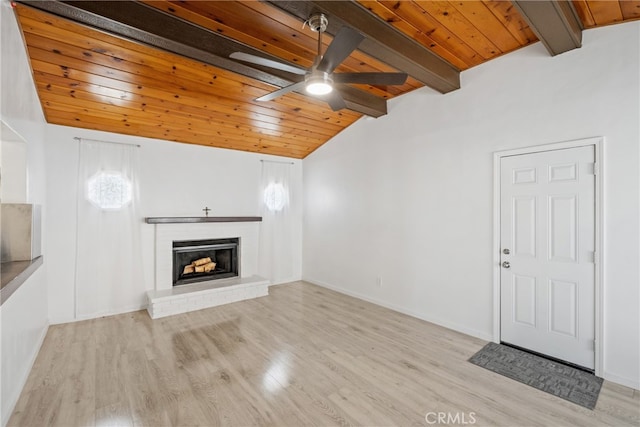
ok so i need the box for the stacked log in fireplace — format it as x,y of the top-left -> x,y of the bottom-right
182,257 -> 216,275
172,237 -> 239,286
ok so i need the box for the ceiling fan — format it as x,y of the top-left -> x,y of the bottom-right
230,13 -> 408,111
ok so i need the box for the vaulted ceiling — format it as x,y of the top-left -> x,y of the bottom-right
13,1 -> 640,158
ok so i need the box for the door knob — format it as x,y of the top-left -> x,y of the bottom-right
502,261 -> 511,269
503,248 -> 510,255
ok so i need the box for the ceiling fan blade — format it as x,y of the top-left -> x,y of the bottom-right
317,27 -> 365,74
230,52 -> 306,75
334,72 -> 408,86
255,81 -> 307,102
317,91 -> 347,111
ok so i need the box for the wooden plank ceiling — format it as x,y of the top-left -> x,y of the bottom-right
13,1 -> 640,159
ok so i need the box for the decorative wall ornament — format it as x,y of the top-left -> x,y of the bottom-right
264,182 -> 287,212
87,171 -> 132,210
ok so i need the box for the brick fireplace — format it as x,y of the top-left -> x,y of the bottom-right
145,218 -> 268,318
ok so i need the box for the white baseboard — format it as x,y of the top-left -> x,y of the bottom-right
603,371 -> 640,391
50,276 -> 303,324
302,277 -> 493,342
268,277 -> 302,287
75,304 -> 148,321
303,278 -> 640,391
49,315 -> 78,325
50,304 -> 147,325
2,323 -> 49,427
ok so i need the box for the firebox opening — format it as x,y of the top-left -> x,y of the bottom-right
172,238 -> 239,286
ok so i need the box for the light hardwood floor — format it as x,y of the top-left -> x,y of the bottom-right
9,281 -> 640,426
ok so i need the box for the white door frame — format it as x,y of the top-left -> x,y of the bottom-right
492,136 -> 604,376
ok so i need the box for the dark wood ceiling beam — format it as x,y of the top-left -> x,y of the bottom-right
268,0 -> 460,94
512,0 -> 583,56
18,0 -> 388,117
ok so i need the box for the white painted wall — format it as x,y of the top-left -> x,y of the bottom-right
1,123 -> 28,203
45,125 -> 303,324
0,1 -> 49,425
303,22 -> 640,389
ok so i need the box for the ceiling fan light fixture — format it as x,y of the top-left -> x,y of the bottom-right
305,72 -> 333,95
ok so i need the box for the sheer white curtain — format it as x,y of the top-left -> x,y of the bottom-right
75,140 -> 145,318
258,160 -> 294,284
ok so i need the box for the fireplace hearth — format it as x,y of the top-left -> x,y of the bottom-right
172,238 -> 239,286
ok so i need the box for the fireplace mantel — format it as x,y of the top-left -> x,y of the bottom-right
145,216 -> 261,224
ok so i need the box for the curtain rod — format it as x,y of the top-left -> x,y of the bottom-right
260,159 -> 294,165
74,137 -> 141,148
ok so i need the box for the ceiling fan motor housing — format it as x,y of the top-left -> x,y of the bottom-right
305,71 -> 333,95
308,13 -> 328,33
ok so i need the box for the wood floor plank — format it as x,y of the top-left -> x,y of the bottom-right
8,282 -> 640,426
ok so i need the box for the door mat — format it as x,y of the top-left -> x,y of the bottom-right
469,342 -> 603,409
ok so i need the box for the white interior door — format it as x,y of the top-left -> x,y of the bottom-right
500,146 -> 595,369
